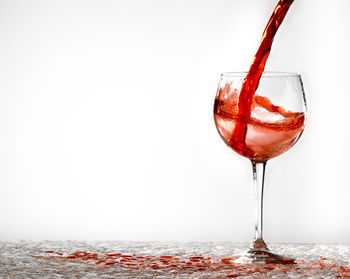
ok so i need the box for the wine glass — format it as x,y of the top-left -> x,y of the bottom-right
214,72 -> 306,264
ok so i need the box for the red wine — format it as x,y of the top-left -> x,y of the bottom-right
229,0 -> 295,157
214,83 -> 305,161
45,250 -> 350,277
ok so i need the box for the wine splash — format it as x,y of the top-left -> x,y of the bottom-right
230,0 -> 295,154
214,82 -> 304,160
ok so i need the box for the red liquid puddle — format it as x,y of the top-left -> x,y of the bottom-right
229,0 -> 295,158
45,250 -> 350,278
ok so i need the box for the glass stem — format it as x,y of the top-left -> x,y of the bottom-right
251,160 -> 268,251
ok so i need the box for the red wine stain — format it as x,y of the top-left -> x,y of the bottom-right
230,0 -> 295,156
44,251 -> 350,278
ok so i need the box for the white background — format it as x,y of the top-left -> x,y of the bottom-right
0,0 -> 349,244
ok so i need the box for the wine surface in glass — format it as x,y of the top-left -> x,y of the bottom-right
214,84 -> 305,161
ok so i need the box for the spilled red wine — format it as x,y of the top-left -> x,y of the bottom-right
45,250 -> 350,278
214,0 -> 303,160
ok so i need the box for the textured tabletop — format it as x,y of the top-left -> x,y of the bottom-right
0,241 -> 349,278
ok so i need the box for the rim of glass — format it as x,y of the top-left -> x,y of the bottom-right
221,71 -> 301,78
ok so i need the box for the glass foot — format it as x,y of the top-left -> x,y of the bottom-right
236,238 -> 296,264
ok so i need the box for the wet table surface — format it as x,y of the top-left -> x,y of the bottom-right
0,241 -> 349,278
